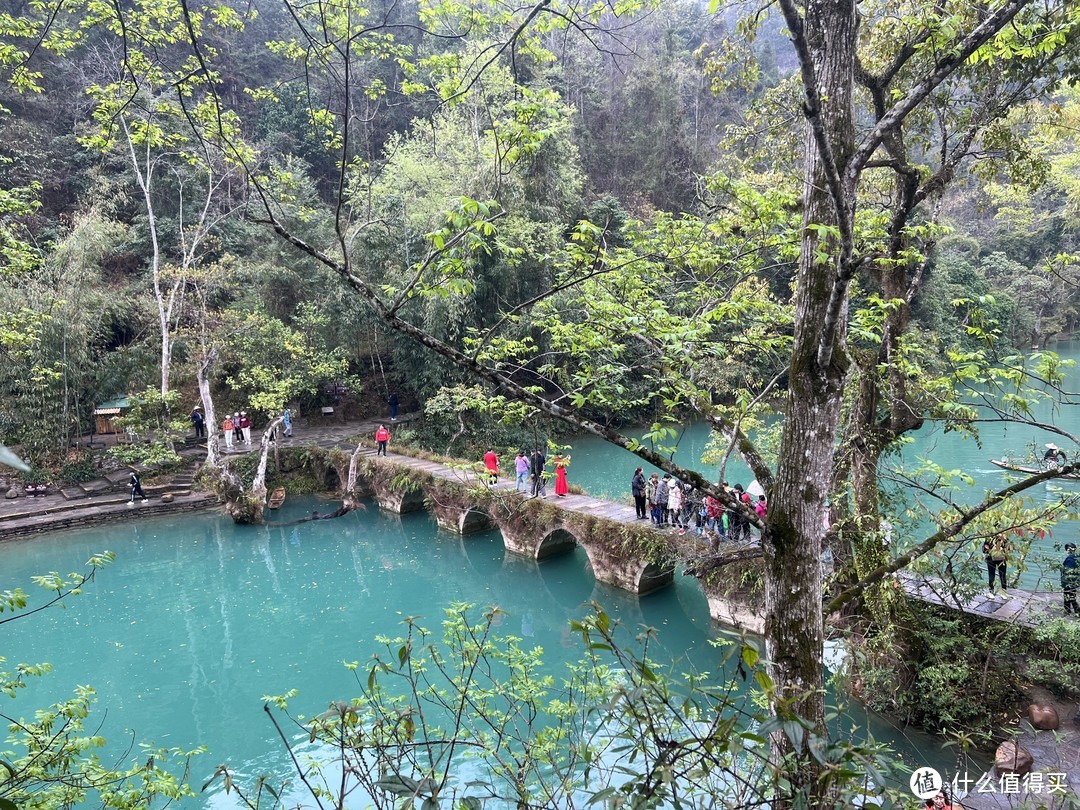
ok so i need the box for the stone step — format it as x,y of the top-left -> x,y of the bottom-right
0,490 -> 203,523
59,486 -> 88,500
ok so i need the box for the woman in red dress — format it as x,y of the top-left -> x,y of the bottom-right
554,455 -> 570,496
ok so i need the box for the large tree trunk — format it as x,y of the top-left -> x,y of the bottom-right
767,0 -> 856,801
226,415 -> 286,525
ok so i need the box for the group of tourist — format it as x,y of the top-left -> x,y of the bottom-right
190,406 -> 294,451
486,449 -> 571,497
631,469 -> 766,539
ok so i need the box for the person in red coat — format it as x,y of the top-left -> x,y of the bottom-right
375,424 -> 390,456
483,448 -> 499,486
553,455 -> 570,497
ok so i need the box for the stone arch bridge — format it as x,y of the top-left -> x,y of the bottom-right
353,450 -> 678,597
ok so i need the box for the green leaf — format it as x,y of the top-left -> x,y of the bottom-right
741,645 -> 759,669
376,775 -> 420,796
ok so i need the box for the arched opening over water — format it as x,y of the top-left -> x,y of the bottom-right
535,527 -> 579,560
459,506 -> 492,535
636,561 -> 675,595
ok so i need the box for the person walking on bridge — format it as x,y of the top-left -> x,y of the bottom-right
515,451 -> 529,492
483,448 -> 499,487
530,448 -> 547,498
655,475 -> 670,525
632,468 -> 647,519
375,424 -> 390,456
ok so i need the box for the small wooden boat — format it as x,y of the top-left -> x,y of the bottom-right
268,486 -> 286,509
989,458 -> 1080,479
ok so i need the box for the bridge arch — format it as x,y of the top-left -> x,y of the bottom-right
458,506 -> 493,535
535,526 -> 579,560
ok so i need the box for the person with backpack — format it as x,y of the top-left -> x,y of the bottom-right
1062,542 -> 1078,615
530,449 -> 547,498
646,473 -> 660,525
705,495 -> 725,538
982,534 -> 1012,595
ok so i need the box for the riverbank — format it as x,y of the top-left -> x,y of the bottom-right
0,416 -> 414,539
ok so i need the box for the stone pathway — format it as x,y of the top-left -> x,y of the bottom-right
5,419 -> 1072,633
0,415 -> 418,539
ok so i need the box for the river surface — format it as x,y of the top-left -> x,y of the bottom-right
3,500 -> 950,807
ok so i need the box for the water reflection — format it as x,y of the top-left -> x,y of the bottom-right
0,497 -> 954,806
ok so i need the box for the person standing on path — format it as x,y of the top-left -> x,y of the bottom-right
530,448 -> 547,498
668,480 -> 683,531
983,534 -> 1011,594
375,424 -> 390,456
632,468 -> 647,519
128,472 -> 147,504
1062,542 -> 1078,615
654,475 -> 670,525
283,408 -> 293,438
191,406 -> 205,439
223,414 -> 235,450
233,412 -> 244,445
483,448 -> 499,486
515,451 -> 530,492
240,412 -> 252,445
388,392 -> 399,421
553,454 -> 570,497
646,473 -> 659,524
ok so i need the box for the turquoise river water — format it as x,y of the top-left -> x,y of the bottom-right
5,502 -> 949,806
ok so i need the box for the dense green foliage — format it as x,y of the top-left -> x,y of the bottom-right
3,0 -> 1080,805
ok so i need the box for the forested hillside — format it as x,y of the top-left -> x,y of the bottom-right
3,0 -> 1077,463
